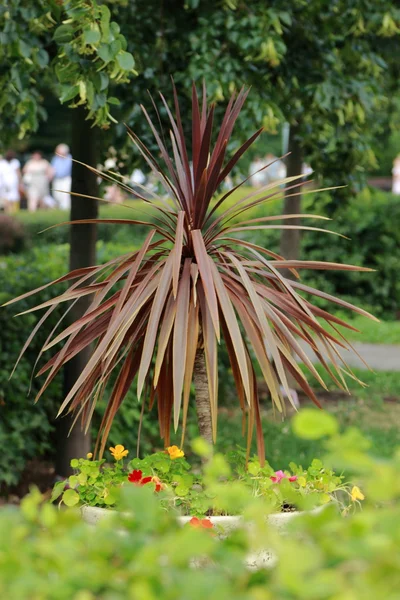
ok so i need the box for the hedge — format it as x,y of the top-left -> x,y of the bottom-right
0,242 -> 145,488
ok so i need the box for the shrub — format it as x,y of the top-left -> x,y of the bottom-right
0,247 -> 66,488
0,214 -> 27,254
0,242 -> 141,489
301,188 -> 400,318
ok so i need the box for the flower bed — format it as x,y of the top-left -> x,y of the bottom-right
52,442 -> 362,520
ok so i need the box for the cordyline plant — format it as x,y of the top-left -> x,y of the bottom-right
5,84 -> 375,463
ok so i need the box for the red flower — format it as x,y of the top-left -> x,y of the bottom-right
128,470 -> 164,492
141,476 -> 153,485
189,517 -> 214,529
152,476 -> 163,492
128,469 -> 143,483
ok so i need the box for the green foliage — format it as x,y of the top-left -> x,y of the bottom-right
0,0 -> 136,144
301,188 -> 400,318
187,0 -> 400,202
54,444 -> 348,515
3,416 -> 400,598
0,242 -> 137,488
0,248 -> 66,487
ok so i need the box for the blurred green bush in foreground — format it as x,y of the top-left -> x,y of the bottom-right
1,411 -> 400,599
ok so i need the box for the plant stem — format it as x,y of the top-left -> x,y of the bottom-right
193,349 -> 213,446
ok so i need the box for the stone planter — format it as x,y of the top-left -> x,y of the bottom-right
81,505 -> 317,568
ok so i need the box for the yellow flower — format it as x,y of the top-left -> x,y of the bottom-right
109,445 -> 129,461
86,452 -> 93,459
166,445 -> 185,460
351,486 -> 365,502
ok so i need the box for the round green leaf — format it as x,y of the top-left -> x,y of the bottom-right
175,485 -> 189,497
98,44 -> 112,62
292,409 -> 338,440
70,459 -> 79,468
116,51 -> 135,71
83,29 -> 101,45
62,489 -> 80,507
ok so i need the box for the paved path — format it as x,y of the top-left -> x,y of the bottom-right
298,341 -> 400,372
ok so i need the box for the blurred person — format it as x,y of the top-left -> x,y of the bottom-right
130,168 -> 146,191
0,150 -> 21,213
249,156 -> 268,188
23,151 -> 52,212
265,153 -> 286,183
392,154 -> 400,195
51,143 -> 72,209
103,157 -> 125,203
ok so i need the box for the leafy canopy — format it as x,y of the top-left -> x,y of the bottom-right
0,0 -> 135,144
6,85 -> 375,462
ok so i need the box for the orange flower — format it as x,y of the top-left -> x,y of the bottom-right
189,517 -> 213,529
109,445 -> 129,461
166,445 -> 184,459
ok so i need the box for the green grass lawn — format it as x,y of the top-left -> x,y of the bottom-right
325,314 -> 400,346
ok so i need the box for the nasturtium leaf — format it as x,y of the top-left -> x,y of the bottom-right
117,51 -> 135,71
293,409 -> 338,440
62,489 -> 80,507
78,473 -> 88,485
175,485 -> 189,497
70,459 -> 79,468
50,480 -> 66,502
248,462 -> 260,476
104,487 -> 119,505
68,475 -> 79,488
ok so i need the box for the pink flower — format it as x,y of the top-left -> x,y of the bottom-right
270,470 -> 297,483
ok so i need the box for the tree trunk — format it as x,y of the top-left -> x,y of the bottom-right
279,124 -> 303,264
55,107 -> 99,476
193,349 -> 213,446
